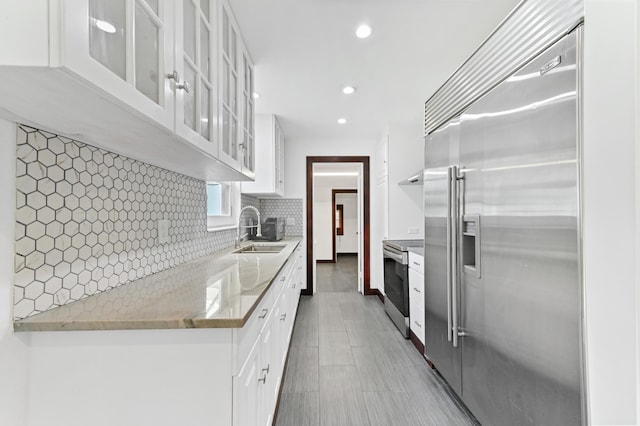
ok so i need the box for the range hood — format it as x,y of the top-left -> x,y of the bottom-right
398,170 -> 423,185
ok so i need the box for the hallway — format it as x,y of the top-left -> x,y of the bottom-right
276,257 -> 476,425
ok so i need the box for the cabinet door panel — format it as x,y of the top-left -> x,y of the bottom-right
134,2 -> 161,104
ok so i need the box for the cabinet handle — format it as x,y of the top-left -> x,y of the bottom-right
414,320 -> 422,327
280,313 -> 287,322
413,261 -> 420,266
258,374 -> 266,384
166,70 -> 190,93
176,81 -> 190,93
262,364 -> 270,374
258,308 -> 268,319
280,276 -> 286,282
413,287 -> 421,293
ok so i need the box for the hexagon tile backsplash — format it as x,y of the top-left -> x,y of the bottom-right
13,125 -> 236,320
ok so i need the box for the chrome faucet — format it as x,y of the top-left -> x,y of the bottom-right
236,206 -> 262,248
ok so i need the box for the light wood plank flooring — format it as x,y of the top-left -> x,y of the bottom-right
276,257 -> 476,426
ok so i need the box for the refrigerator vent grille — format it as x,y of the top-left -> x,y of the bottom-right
423,0 -> 583,136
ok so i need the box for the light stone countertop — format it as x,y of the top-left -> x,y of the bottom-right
14,238 -> 302,332
408,246 -> 424,257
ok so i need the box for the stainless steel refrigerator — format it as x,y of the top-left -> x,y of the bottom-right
423,27 -> 583,426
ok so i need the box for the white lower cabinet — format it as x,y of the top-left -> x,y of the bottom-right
232,252 -> 301,426
408,252 -> 425,345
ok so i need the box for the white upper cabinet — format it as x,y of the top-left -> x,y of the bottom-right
241,114 -> 285,197
0,0 -> 255,182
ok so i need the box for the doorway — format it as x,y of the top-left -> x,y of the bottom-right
304,156 -> 371,296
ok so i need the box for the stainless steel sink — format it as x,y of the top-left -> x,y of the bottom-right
232,244 -> 287,254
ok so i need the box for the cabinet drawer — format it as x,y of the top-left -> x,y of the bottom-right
409,300 -> 425,345
408,252 -> 424,274
408,268 -> 424,305
235,287 -> 275,371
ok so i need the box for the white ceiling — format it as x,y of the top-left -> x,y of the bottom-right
229,0 -> 521,142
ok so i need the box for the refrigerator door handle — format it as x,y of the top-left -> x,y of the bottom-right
446,167 -> 454,343
450,166 -> 460,348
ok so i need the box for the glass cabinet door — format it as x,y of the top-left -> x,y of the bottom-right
220,3 -> 241,168
241,51 -> 255,175
88,0 -> 165,106
178,0 -> 214,144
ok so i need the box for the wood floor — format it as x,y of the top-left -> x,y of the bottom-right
276,257 -> 476,426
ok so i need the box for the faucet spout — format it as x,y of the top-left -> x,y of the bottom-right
236,206 -> 262,248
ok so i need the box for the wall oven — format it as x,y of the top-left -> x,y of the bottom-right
382,239 -> 423,338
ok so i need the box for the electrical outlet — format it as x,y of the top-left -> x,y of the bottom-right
286,217 -> 295,226
408,227 -> 419,235
158,219 -> 170,244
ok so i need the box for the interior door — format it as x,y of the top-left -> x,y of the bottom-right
357,165 -> 364,294
423,119 -> 462,396
457,30 -> 581,426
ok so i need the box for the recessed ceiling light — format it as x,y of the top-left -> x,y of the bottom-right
337,118 -> 347,124
94,19 -> 117,34
355,24 -> 372,39
252,92 -> 261,99
342,86 -> 356,95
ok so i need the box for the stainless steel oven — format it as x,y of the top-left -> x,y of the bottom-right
383,239 -> 423,338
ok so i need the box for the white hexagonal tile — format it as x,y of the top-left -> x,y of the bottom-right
63,220 -> 79,236
17,144 -> 37,163
16,159 -> 27,177
35,264 -> 54,282
27,131 -> 48,150
35,235 -> 54,253
37,149 -> 56,167
47,193 -> 64,210
26,162 -> 46,180
70,284 -> 84,300
24,281 -> 44,299
14,268 -> 35,288
71,209 -> 86,223
26,222 -> 46,240
54,288 -> 70,305
54,261 -> 71,278
72,157 -> 86,172
65,168 -> 80,184
63,246 -> 79,263
54,234 -> 71,251
36,207 -> 56,225
55,207 -> 72,224
47,165 -> 65,183
47,137 -> 65,155
45,221 -> 64,238
44,277 -> 63,295
34,293 -> 54,312
62,273 -> 78,289
57,153 -> 73,170
78,246 -> 92,261
14,299 -> 35,319
45,249 -> 63,266
16,175 -> 37,195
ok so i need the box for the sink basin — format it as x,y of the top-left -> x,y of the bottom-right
233,244 -> 287,254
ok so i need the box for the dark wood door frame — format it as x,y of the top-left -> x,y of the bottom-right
332,189 -> 357,262
304,156 -> 372,296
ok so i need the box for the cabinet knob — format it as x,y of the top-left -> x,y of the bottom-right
258,308 -> 268,319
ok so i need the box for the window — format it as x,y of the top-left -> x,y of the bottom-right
207,182 -> 230,216
207,181 -> 238,230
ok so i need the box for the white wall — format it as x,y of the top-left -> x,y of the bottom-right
386,121 -> 424,240
336,193 -> 358,253
0,119 -> 28,426
583,1 -> 638,424
312,175 -> 357,260
284,136 -> 381,289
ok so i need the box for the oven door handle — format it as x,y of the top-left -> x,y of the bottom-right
383,248 -> 404,263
